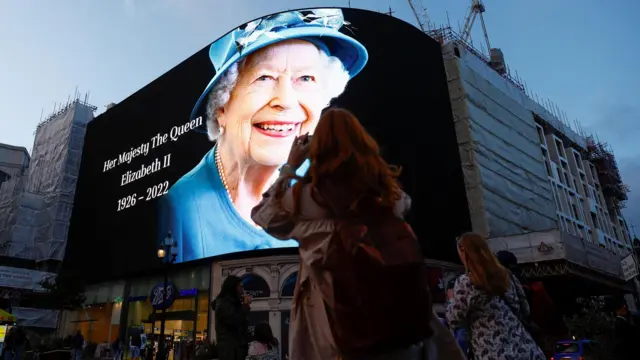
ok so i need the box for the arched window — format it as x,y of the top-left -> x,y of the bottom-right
280,272 -> 297,297
241,273 -> 270,299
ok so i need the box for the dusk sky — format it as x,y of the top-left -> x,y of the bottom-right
0,0 -> 638,232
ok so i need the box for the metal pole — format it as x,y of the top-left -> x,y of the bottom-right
158,254 -> 169,360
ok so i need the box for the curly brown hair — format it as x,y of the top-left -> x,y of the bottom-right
291,108 -> 402,214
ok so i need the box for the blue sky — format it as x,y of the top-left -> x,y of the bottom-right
0,0 -> 638,233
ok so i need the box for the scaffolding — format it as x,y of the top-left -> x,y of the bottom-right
0,93 -> 96,262
425,26 -> 525,93
586,137 -> 629,211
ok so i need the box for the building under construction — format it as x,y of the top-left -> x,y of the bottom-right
409,0 -> 638,305
0,95 -> 97,271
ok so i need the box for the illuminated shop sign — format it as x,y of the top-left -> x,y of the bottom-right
179,288 -> 198,297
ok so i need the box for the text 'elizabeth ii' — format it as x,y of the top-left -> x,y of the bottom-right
120,154 -> 171,186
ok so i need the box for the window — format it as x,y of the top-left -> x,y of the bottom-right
544,158 -> 552,177
555,139 -> 565,158
0,170 -> 9,184
536,125 -> 545,145
552,186 -> 561,211
571,204 -> 580,220
281,272 -> 297,298
573,151 -> 583,171
242,274 -> 271,299
591,212 -> 599,229
556,342 -> 579,353
578,224 -> 586,240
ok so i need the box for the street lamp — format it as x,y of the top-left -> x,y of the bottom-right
156,231 -> 177,360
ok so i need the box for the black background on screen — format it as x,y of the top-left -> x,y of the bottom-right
65,8 -> 470,282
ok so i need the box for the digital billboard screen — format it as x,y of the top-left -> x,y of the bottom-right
66,8 -> 471,280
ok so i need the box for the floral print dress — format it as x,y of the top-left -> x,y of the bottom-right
446,274 -> 545,360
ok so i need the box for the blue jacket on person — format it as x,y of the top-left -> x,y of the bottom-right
157,145 -> 308,263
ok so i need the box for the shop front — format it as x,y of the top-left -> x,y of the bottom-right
0,309 -> 17,349
58,280 -> 125,344
210,254 -> 462,359
124,264 -> 210,355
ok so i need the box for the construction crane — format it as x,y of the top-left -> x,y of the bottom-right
461,0 -> 491,52
408,0 -> 433,32
460,0 -> 507,75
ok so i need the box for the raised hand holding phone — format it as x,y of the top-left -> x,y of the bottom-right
286,133 -> 311,169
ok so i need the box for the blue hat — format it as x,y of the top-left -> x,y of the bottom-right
191,8 -> 369,133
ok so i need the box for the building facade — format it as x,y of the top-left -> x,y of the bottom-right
440,35 -> 636,297
0,143 -> 30,185
0,99 -> 95,266
0,99 -> 97,329
57,255 -> 460,359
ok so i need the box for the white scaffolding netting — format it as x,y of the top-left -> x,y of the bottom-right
0,100 -> 95,262
443,42 -> 559,237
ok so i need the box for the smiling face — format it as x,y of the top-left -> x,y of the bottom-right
216,39 -> 329,166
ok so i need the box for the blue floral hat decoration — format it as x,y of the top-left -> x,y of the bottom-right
191,8 -> 369,133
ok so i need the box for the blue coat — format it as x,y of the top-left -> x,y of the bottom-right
158,145 -> 307,263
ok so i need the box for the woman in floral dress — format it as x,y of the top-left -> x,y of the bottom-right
446,232 -> 545,360
246,322 -> 279,360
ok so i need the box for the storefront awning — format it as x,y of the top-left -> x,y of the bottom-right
0,309 -> 16,323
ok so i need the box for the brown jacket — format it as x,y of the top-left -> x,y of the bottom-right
252,178 -> 464,360
253,181 -> 350,359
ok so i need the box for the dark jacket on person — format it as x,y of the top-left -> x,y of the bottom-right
72,333 -> 84,350
214,295 -> 250,360
2,329 -> 14,356
613,315 -> 636,358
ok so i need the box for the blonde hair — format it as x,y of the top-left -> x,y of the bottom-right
457,232 -> 510,296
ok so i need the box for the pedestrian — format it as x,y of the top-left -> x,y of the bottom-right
130,327 -> 142,360
2,327 -> 15,360
612,296 -> 636,358
213,275 -> 251,360
247,322 -> 279,360
446,232 -> 545,360
496,250 -> 563,355
71,330 -> 84,360
139,329 -> 147,360
446,279 -> 470,358
252,108 -> 465,360
11,328 -> 26,360
111,337 -> 123,360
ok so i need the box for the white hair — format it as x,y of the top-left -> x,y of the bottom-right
205,48 -> 351,141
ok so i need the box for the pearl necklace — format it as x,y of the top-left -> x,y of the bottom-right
215,146 -> 231,198
215,146 -> 262,229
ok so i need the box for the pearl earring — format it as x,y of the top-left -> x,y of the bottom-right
219,125 -> 225,136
